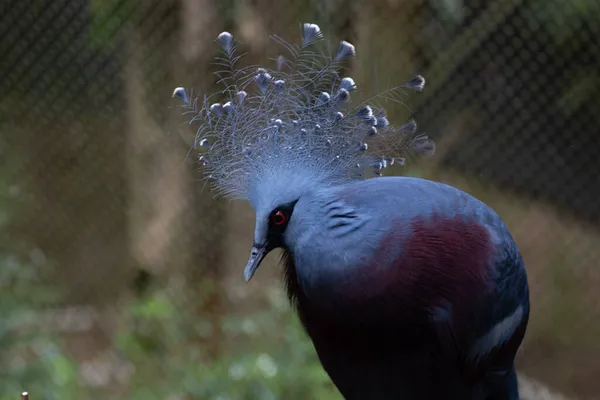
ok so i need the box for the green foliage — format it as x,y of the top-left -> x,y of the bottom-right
0,127 -> 79,399
525,0 -> 600,117
430,0 -> 466,26
114,287 -> 341,400
526,0 -> 599,44
0,265 -> 339,399
88,0 -> 138,49
0,208 -> 77,396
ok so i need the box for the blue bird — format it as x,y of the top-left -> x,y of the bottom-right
174,23 -> 529,400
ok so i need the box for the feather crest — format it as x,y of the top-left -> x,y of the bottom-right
173,23 -> 435,200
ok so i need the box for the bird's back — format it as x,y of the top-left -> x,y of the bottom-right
284,177 -> 529,400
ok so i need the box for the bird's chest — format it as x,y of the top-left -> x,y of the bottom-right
284,245 -> 474,333
296,300 -> 473,399
296,288 -> 439,356
283,252 -> 480,399
291,221 -> 492,320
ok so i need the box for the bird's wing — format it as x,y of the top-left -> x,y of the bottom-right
332,176 -> 530,380
432,246 -> 530,382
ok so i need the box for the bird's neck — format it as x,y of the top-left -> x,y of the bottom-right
280,248 -> 304,307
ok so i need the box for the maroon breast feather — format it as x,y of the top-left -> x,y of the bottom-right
338,213 -> 496,329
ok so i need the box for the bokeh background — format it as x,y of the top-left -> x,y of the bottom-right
1,0 -> 599,399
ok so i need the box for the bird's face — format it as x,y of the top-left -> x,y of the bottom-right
244,200 -> 298,281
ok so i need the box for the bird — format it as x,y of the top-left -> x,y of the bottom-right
173,23 -> 530,400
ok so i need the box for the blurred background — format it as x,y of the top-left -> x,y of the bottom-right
1,0 -> 599,399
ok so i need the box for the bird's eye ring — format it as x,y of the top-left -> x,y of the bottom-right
272,210 -> 286,226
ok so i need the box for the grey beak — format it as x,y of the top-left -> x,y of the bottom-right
244,245 -> 267,282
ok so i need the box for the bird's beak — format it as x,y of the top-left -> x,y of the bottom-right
244,245 -> 268,282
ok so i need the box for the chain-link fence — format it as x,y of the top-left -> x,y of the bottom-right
1,0 -> 599,398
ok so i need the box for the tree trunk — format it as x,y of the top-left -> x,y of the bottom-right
176,0 -> 225,361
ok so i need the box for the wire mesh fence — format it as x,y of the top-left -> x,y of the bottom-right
1,0 -> 599,398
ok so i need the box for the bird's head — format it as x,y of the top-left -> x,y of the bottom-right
173,23 -> 434,282
244,197 -> 298,281
242,167 -> 325,281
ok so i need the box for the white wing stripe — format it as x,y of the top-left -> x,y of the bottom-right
468,305 -> 524,361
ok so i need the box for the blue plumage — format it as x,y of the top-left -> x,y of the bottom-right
174,24 -> 529,400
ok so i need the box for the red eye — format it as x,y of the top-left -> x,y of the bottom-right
272,210 -> 286,226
